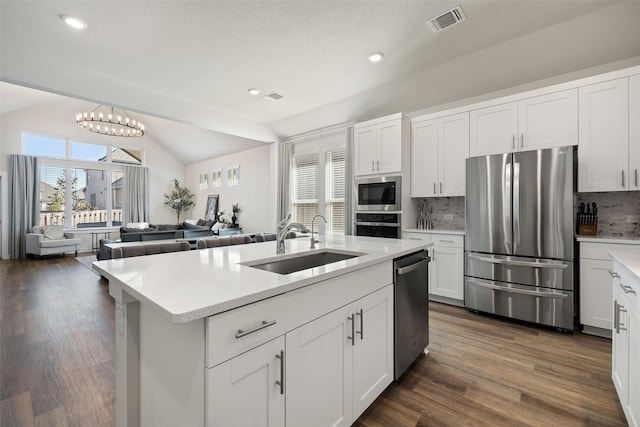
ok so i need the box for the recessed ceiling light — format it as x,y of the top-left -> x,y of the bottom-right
367,52 -> 384,63
60,14 -> 87,30
248,88 -> 261,95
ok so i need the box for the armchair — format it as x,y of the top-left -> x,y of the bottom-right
26,225 -> 81,257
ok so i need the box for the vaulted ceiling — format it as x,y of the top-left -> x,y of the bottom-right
2,1 -> 640,164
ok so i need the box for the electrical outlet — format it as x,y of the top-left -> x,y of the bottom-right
444,214 -> 454,220
626,215 -> 640,223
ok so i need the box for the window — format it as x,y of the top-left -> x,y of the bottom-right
325,150 -> 345,234
23,133 -> 137,228
292,153 -> 319,228
291,147 -> 346,234
211,170 -> 222,188
199,173 -> 209,190
228,166 -> 240,186
72,141 -> 107,162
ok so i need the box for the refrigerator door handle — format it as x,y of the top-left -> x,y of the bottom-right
513,162 -> 521,252
468,253 -> 569,269
504,162 -> 512,252
467,279 -> 569,298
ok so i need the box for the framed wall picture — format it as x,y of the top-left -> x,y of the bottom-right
204,194 -> 219,221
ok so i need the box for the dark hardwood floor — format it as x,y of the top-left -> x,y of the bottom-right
1,256 -> 627,426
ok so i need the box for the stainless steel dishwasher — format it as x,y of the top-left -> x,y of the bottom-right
394,250 -> 430,380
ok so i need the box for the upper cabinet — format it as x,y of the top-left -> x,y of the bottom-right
411,112 -> 469,197
578,77 -> 640,192
469,89 -> 578,157
354,114 -> 404,176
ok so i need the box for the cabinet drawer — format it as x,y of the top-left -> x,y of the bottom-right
581,242 -> 640,260
432,234 -> 464,248
403,232 -> 431,242
206,296 -> 287,368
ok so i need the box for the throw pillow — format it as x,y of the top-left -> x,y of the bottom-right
126,222 -> 149,230
43,225 -> 65,240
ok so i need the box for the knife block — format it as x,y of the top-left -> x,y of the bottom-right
578,223 -> 598,236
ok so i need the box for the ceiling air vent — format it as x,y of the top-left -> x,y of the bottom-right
264,91 -> 284,101
428,5 -> 465,33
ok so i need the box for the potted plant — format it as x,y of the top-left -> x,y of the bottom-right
163,178 -> 195,223
232,203 -> 241,227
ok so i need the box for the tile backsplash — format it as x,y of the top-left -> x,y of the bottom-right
576,192 -> 640,237
412,197 -> 465,230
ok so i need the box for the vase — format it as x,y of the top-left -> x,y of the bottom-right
232,214 -> 237,226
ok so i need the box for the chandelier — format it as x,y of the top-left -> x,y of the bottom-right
76,105 -> 145,137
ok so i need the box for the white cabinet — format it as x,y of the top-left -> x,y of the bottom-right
578,77 -> 640,192
286,285 -> 393,426
207,336 -> 285,427
403,231 -> 464,305
612,258 -> 640,427
411,113 -> 469,197
469,89 -> 578,157
430,235 -> 465,303
579,242 -> 640,336
354,114 -> 404,176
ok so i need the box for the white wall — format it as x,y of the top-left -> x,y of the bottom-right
0,99 -> 186,258
186,144 -> 276,234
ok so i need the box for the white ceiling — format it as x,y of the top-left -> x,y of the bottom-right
2,1 -> 640,164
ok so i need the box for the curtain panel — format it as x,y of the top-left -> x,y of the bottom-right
277,142 -> 292,223
123,165 -> 149,223
9,154 -> 40,259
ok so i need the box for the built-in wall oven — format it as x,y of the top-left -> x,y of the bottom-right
355,175 -> 401,211
354,212 -> 401,239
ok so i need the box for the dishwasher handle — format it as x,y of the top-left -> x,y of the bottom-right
396,258 -> 429,275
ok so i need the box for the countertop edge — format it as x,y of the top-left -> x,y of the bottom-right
576,235 -> 640,245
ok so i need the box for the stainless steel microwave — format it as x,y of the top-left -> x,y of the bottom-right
355,175 -> 401,211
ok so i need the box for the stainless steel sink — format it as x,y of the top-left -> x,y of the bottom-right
243,249 -> 364,275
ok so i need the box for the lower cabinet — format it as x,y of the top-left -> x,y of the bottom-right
612,259 -> 640,427
402,231 -> 465,305
579,241 -> 640,336
207,284 -> 394,427
287,285 -> 394,426
430,236 -> 464,303
207,336 -> 285,427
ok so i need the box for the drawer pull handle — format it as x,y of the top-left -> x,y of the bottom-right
438,240 -> 454,243
619,283 -> 637,295
356,309 -> 364,340
348,314 -> 355,346
235,320 -> 277,338
609,270 -> 620,278
275,350 -> 285,395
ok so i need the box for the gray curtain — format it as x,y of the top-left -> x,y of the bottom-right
344,126 -> 354,235
123,165 -> 149,223
277,142 -> 292,223
9,154 -> 40,259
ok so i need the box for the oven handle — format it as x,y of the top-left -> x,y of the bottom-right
467,279 -> 569,298
468,253 -> 568,269
355,221 -> 400,227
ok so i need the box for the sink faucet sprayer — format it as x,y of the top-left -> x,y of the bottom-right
309,214 -> 327,249
276,213 -> 311,255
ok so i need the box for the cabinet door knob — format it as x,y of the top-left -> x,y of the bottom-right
440,182 -> 443,194
520,134 -> 524,149
371,161 -> 375,171
622,170 -> 625,188
433,182 -> 436,194
512,135 -> 515,149
635,169 -> 638,187
377,160 -> 380,171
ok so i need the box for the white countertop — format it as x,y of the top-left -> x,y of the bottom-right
403,228 -> 465,236
610,251 -> 640,281
93,235 -> 431,324
576,235 -> 640,245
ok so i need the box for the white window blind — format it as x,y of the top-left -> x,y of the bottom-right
292,153 -> 319,228
326,149 -> 345,234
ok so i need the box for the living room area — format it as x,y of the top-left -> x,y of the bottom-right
0,82 -> 279,261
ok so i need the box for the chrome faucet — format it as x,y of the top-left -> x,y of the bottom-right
309,214 -> 327,249
276,213 -> 310,255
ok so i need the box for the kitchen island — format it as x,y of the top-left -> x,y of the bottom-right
94,235 -> 431,427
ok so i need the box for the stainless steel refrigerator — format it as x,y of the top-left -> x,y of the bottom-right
464,146 -> 574,331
